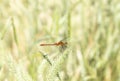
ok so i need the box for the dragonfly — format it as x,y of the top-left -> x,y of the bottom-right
40,39 -> 68,52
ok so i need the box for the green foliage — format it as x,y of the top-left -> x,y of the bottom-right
0,0 -> 120,81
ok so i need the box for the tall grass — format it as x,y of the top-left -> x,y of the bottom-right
0,0 -> 120,81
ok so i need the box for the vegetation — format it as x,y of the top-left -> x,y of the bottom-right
0,0 -> 120,81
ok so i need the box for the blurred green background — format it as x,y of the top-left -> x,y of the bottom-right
0,0 -> 120,81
